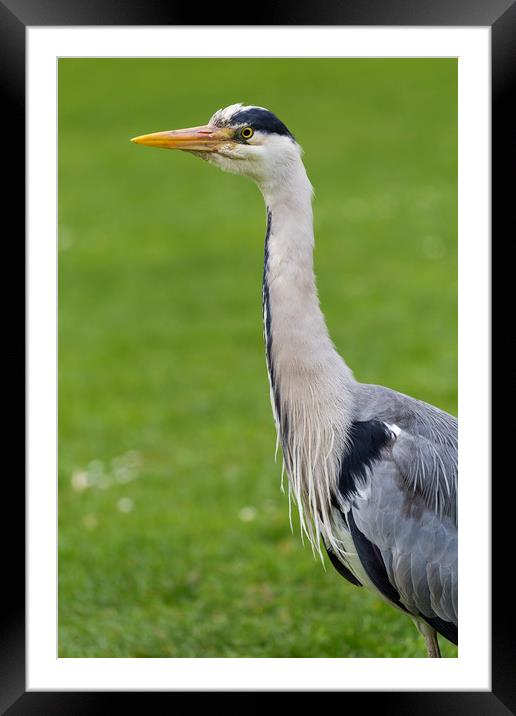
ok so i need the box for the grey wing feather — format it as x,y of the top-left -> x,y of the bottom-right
348,383 -> 458,630
351,459 -> 458,627
356,383 -> 457,524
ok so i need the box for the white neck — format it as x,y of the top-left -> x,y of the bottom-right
258,152 -> 356,558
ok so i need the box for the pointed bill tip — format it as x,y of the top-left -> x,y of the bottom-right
130,134 -> 154,145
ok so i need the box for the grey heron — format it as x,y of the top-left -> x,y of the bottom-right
131,104 -> 458,658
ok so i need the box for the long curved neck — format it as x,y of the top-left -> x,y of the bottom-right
259,156 -> 354,411
261,165 -> 332,371
258,154 -> 356,554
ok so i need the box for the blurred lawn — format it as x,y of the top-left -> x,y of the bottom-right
58,58 -> 457,658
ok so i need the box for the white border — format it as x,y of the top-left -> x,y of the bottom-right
27,27 -> 490,691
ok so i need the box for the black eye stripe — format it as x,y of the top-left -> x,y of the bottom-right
231,108 -> 294,140
212,107 -> 296,142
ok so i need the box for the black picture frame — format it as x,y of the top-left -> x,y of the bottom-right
4,0 -> 511,711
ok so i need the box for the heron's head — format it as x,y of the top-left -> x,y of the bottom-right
131,103 -> 301,187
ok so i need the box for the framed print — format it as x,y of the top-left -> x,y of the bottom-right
3,0 -> 513,710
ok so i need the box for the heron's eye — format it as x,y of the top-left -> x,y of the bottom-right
240,127 -> 254,140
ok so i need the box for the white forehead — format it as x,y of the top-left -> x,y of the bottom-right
209,103 -> 268,126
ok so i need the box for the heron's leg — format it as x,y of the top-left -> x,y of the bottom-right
423,630 -> 441,658
412,618 -> 442,658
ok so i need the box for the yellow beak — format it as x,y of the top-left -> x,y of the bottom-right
130,125 -> 234,152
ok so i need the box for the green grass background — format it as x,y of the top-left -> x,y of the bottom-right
58,58 -> 457,658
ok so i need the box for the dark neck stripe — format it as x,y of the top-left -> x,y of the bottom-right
262,209 -> 286,437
